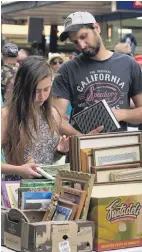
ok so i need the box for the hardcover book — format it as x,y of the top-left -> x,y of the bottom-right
88,182 -> 142,251
72,99 -> 120,134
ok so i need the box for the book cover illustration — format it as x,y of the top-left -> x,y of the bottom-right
72,99 -> 120,134
1,181 -> 20,208
21,191 -> 52,210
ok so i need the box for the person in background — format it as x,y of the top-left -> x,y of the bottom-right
17,49 -> 29,65
1,43 -> 19,102
134,55 -> 142,131
1,56 -> 68,180
48,53 -> 72,120
114,42 -> 134,111
48,53 -> 64,80
52,11 -> 142,138
121,33 -> 137,56
114,43 -> 132,56
134,55 -> 142,70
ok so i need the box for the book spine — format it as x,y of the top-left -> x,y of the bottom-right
102,100 -> 120,129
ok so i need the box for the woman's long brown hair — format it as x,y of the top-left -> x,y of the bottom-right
2,56 -> 58,165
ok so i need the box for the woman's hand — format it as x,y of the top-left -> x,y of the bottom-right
19,163 -> 42,178
56,126 -> 103,154
56,135 -> 69,153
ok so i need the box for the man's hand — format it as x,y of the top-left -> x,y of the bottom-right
112,109 -> 126,122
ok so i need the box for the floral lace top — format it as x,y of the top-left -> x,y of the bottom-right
5,114 -> 60,181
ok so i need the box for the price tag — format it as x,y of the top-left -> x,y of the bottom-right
59,240 -> 71,252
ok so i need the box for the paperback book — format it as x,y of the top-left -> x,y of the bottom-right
20,191 -> 52,210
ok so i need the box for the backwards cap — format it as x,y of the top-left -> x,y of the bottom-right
60,11 -> 96,42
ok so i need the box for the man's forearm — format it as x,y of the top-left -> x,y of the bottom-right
60,119 -> 81,136
115,107 -> 142,124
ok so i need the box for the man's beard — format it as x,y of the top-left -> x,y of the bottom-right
82,41 -> 101,58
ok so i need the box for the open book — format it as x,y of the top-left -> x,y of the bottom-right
72,99 -> 120,133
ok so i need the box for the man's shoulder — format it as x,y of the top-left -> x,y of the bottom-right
63,54 -> 83,67
114,52 -> 137,65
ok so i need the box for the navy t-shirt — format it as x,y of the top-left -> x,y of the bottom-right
53,52 -> 142,131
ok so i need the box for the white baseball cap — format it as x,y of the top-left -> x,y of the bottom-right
60,11 -> 96,42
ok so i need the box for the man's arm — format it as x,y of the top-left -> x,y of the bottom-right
52,96 -> 69,118
52,96 -> 81,135
113,93 -> 142,124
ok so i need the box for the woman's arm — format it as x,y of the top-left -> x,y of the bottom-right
1,108 -> 41,178
1,163 -> 42,178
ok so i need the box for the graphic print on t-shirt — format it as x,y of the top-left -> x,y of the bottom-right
77,69 -> 126,110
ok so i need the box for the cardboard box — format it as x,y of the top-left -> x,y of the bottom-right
21,220 -> 94,252
88,182 -> 142,251
1,209 -> 10,245
4,209 -> 46,251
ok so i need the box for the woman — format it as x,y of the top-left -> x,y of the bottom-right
1,56 -> 68,180
48,53 -> 64,80
48,53 -> 72,120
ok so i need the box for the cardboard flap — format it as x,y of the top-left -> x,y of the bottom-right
8,208 -> 29,223
23,209 -> 46,223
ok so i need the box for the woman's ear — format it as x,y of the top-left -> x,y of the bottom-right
93,23 -> 101,34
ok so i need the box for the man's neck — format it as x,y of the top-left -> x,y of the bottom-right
90,45 -> 114,61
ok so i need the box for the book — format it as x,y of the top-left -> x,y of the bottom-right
18,186 -> 54,209
21,191 -> 52,210
72,99 -> 120,133
40,163 -> 70,177
1,181 -> 20,208
20,179 -> 54,188
88,182 -> 142,251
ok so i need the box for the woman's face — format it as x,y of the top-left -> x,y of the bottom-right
35,76 -> 52,106
50,57 -> 63,73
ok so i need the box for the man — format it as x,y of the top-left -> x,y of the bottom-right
52,11 -> 142,136
17,49 -> 29,65
1,43 -> 19,102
